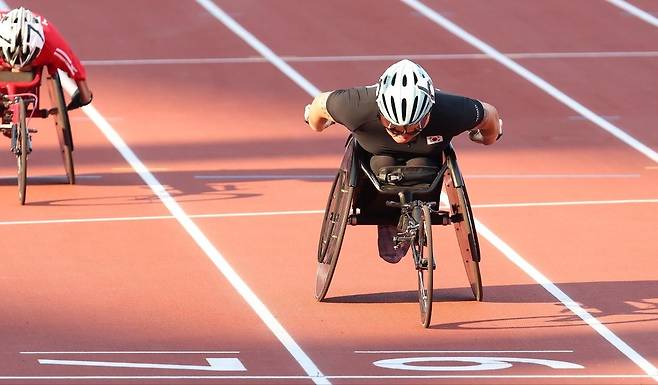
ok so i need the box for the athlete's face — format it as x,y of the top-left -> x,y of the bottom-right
380,114 -> 431,143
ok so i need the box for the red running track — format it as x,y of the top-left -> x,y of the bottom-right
0,0 -> 656,384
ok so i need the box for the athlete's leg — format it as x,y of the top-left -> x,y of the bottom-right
371,155 -> 410,263
370,154 -> 398,174
405,157 -> 441,167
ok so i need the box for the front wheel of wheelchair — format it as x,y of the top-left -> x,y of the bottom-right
315,170 -> 353,301
48,72 -> 75,184
412,204 -> 434,328
16,99 -> 29,205
444,168 -> 483,301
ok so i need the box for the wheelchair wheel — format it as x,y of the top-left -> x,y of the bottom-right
315,169 -> 353,301
47,72 -> 75,184
16,99 -> 29,205
444,161 -> 483,301
412,204 -> 434,328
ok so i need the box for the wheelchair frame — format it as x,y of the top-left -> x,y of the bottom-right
1,69 -> 76,204
316,136 -> 483,327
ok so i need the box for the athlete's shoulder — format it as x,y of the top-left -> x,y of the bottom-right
330,85 -> 376,101
430,89 -> 484,135
434,90 -> 481,110
327,85 -> 378,128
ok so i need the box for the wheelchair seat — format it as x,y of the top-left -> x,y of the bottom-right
376,165 -> 441,187
343,139 -> 448,225
359,159 -> 446,195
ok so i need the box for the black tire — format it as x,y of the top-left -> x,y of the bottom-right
16,99 -> 28,205
47,72 -> 75,184
315,170 -> 353,301
412,205 -> 434,328
444,160 -> 483,301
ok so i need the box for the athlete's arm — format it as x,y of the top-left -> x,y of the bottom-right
304,91 -> 335,132
468,102 -> 503,145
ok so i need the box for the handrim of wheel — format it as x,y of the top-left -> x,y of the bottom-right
315,170 -> 352,301
48,72 -> 75,184
17,99 -> 28,205
444,165 -> 483,301
413,205 -> 433,328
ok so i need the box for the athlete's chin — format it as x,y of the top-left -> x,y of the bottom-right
391,135 -> 414,144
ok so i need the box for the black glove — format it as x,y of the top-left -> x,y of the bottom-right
66,90 -> 93,111
304,104 -> 311,123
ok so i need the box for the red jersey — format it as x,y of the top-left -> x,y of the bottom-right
0,12 -> 86,81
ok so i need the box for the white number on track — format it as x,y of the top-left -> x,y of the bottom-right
373,356 -> 583,371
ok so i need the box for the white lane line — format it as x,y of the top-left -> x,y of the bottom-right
355,350 -> 574,354
503,51 -> 658,59
403,0 -> 658,164
568,114 -> 620,121
475,219 -> 658,380
404,0 -> 658,379
475,198 -> 658,208
21,351 -> 238,355
0,175 -> 102,180
83,57 -> 268,65
0,214 -> 174,226
187,209 -> 325,218
195,173 -> 641,180
195,175 -> 334,180
467,174 -> 640,179
112,167 -> 169,172
56,75 -> 327,383
0,374 -> 652,380
0,210 -> 325,226
195,0 -> 319,97
2,198 -> 657,227
606,0 -> 658,27
79,51 -> 658,66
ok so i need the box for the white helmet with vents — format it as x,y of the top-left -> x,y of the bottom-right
0,7 -> 45,69
376,59 -> 435,126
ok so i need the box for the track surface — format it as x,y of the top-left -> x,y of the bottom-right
0,1 -> 656,384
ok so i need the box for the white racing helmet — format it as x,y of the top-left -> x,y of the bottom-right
376,59 -> 435,126
0,7 -> 45,69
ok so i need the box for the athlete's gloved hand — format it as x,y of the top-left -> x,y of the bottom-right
66,90 -> 93,111
496,118 -> 503,141
469,118 -> 503,144
304,104 -> 311,123
304,103 -> 334,130
468,128 -> 485,144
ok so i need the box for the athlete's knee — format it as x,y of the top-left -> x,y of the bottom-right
370,155 -> 397,173
405,157 -> 440,167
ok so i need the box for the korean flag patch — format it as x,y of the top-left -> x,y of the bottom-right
426,135 -> 443,145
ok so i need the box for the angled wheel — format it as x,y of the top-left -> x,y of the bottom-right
444,151 -> 483,301
412,205 -> 434,328
16,99 -> 29,205
47,71 -> 75,184
315,169 -> 353,301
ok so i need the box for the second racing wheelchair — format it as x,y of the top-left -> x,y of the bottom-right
1,69 -> 77,205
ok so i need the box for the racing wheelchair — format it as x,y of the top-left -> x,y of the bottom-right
1,69 -> 75,204
316,136 -> 482,327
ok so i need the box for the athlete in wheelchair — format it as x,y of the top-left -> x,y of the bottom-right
304,59 -> 503,327
0,7 -> 93,203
